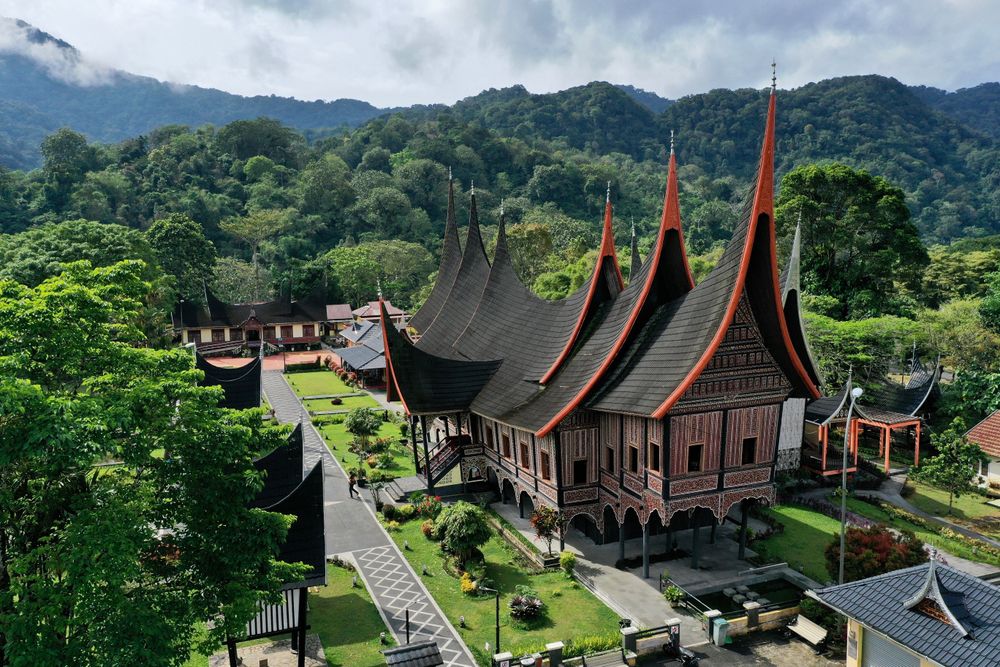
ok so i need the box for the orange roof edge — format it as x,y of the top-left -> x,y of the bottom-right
534,151 -> 694,438
539,196 -> 623,385
651,88 -> 819,420
380,298 -> 412,415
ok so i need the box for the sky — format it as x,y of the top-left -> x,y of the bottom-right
0,0 -> 998,108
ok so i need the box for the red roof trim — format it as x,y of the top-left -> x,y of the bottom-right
379,299 -> 411,415
651,90 -> 820,419
539,198 -> 623,385
535,152 -> 693,437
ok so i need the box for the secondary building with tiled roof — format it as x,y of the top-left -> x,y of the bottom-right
811,560 -> 1000,667
965,409 -> 1000,485
381,80 -> 822,575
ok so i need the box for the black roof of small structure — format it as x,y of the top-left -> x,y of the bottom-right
263,460 -> 327,589
386,89 -> 819,433
382,640 -> 444,667
196,353 -> 261,410
409,177 -> 462,333
814,562 -> 1000,667
339,344 -> 384,371
251,424 -> 305,509
172,288 -> 327,330
807,363 -> 940,425
382,301 -> 501,414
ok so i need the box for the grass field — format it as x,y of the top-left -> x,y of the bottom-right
753,505 -> 841,584
317,420 -> 415,477
285,370 -> 355,397
388,520 -> 620,665
904,480 -> 1000,539
183,564 -> 392,667
305,395 -> 380,412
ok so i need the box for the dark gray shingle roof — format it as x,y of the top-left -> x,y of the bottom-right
814,562 -> 1000,667
383,641 -> 444,667
409,178 -> 461,332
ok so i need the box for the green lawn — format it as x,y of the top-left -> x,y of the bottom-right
388,520 -> 620,665
842,495 -> 1000,567
305,395 -> 380,412
753,505 -> 841,584
904,480 -> 1000,540
285,370 -> 355,397
317,421 -> 416,478
183,564 -> 393,667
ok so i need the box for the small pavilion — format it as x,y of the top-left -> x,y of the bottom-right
803,359 -> 940,475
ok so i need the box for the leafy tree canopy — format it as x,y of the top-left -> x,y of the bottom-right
0,260 -> 301,666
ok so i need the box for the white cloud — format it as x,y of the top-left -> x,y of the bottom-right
0,0 -> 996,107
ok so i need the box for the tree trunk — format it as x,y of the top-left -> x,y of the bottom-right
948,491 -> 954,515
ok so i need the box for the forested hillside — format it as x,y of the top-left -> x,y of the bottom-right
911,82 -> 1000,140
0,19 -> 391,169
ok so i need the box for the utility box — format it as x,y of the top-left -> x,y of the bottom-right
712,617 -> 730,646
704,610 -> 722,643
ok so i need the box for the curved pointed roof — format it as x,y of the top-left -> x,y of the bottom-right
195,352 -> 262,410
414,191 -> 491,358
251,423 -> 305,509
588,88 -> 820,419
409,178 -> 461,332
382,301 -> 501,414
539,194 -> 624,384
782,221 -> 824,387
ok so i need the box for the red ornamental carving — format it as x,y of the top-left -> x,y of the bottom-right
564,487 -> 599,503
721,486 -> 775,518
670,474 -> 717,496
666,493 -> 722,523
723,467 -> 771,488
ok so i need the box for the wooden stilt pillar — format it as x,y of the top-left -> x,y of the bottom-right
665,526 -> 672,555
297,588 -> 308,667
618,521 -> 625,563
884,426 -> 891,473
914,422 -> 922,467
421,415 -> 433,493
738,502 -> 749,560
821,425 -> 828,471
709,519 -> 717,544
226,638 -> 239,667
642,521 -> 650,579
410,416 -> 420,475
691,518 -> 701,570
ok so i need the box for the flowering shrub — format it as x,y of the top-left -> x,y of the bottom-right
509,585 -> 544,620
559,551 -> 576,578
410,493 -> 443,519
421,519 -> 436,539
460,572 -> 477,595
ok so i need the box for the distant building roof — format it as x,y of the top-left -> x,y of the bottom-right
341,320 -> 377,344
382,641 -> 444,667
326,303 -> 353,321
338,345 -> 385,372
813,562 -> 1000,667
354,300 -> 403,318
173,288 -> 326,329
967,410 -> 1000,458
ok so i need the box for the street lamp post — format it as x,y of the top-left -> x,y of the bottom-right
839,385 -> 864,585
478,587 -> 500,653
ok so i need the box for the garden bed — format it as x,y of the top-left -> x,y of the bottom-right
317,420 -> 415,478
386,519 -> 620,665
305,394 -> 380,412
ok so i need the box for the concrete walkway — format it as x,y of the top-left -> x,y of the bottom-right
261,371 -> 476,667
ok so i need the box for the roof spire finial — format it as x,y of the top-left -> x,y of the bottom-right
470,179 -> 475,196
670,129 -> 675,155
606,180 -> 611,203
630,215 -> 635,236
448,165 -> 452,181
500,198 -> 505,216
771,59 -> 777,91
376,277 -> 383,300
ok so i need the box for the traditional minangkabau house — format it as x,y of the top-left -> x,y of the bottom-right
381,82 -> 824,575
803,357 -> 940,476
171,288 -> 328,354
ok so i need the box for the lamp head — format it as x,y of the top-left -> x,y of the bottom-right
850,387 -> 864,400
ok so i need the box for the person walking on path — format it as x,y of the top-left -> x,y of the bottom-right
348,473 -> 358,499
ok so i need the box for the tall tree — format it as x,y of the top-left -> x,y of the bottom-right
219,208 -> 293,300
0,260 -> 301,666
916,420 -> 988,514
146,213 -> 218,301
776,163 -> 929,320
